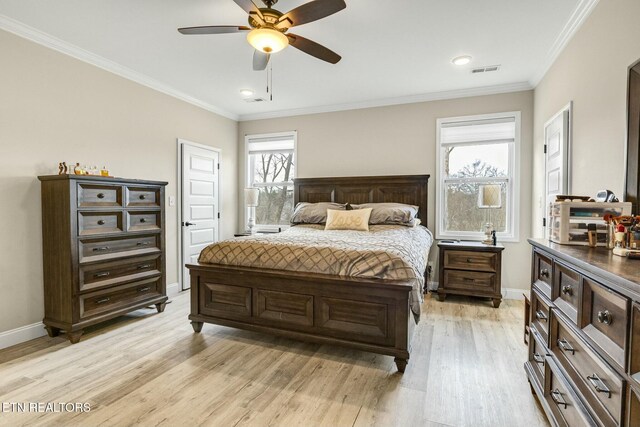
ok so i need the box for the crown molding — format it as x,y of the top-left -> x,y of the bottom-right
0,14 -> 239,121
238,81 -> 533,121
530,0 -> 599,87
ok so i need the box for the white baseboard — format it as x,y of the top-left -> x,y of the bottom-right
167,282 -> 181,297
0,322 -> 46,350
427,282 -> 526,301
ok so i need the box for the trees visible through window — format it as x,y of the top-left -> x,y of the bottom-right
246,132 -> 296,229
436,113 -> 520,241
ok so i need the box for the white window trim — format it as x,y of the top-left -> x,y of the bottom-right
244,131 -> 297,232
435,111 -> 521,243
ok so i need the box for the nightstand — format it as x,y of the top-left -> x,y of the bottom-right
437,241 -> 504,308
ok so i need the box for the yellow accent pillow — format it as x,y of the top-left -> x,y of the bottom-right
325,208 -> 372,231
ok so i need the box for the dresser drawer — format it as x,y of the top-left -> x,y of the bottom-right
442,270 -> 497,294
443,250 -> 497,272
79,254 -> 161,292
551,311 -> 624,426
533,250 -> 553,298
553,262 -> 581,324
78,211 -> 123,236
79,235 -> 160,263
546,358 -> 597,427
532,288 -> 551,345
255,289 -> 313,328
529,329 -> 548,386
126,186 -> 161,208
79,277 -> 162,319
77,183 -> 122,208
580,277 -> 629,371
127,211 -> 161,232
631,304 -> 640,388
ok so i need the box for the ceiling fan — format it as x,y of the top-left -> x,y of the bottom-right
178,0 -> 346,71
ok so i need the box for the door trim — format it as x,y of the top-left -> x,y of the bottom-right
177,138 -> 222,291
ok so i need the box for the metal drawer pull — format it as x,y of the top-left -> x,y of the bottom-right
466,258 -> 473,263
93,247 -> 110,252
540,268 -> 549,278
137,264 -> 152,270
137,287 -> 150,293
533,353 -> 545,365
551,389 -> 568,409
97,220 -> 105,225
94,272 -> 110,278
140,218 -> 147,223
535,310 -> 548,321
561,284 -> 573,296
97,193 -> 105,199
136,242 -> 151,246
587,373 -> 611,398
139,194 -> 146,200
558,338 -> 575,355
597,310 -> 613,325
96,297 -> 110,304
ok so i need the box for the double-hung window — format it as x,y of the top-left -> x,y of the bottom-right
436,112 -> 520,242
245,131 -> 297,231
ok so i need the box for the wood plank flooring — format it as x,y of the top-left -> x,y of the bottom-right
0,292 -> 548,427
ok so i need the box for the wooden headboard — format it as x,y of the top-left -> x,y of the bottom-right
294,175 -> 430,225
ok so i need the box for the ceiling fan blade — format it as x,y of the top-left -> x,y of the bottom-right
287,33 -> 341,64
276,0 -> 346,29
253,50 -> 271,71
233,0 -> 266,26
178,25 -> 250,35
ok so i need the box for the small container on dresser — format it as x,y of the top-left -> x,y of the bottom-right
436,241 -> 505,308
525,239 -> 640,427
38,175 -> 168,343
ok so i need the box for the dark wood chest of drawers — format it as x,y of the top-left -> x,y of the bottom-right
437,241 -> 505,308
38,175 -> 168,343
526,239 -> 640,427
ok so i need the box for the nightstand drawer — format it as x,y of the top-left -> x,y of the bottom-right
444,250 -> 497,272
442,270 -> 496,293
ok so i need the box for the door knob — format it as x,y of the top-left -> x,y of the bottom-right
183,222 -> 196,227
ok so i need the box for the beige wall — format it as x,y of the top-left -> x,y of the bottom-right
0,30 -> 238,333
533,0 -> 640,237
239,90 -> 534,292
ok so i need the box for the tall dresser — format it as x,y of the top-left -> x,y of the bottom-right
38,175 -> 168,343
525,239 -> 640,427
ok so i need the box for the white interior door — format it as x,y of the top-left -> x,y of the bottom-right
181,143 -> 219,290
544,104 -> 571,238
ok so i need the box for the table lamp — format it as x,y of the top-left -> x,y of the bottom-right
245,187 -> 260,234
478,184 -> 502,244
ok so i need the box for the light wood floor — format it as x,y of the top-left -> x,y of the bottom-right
0,292 -> 548,427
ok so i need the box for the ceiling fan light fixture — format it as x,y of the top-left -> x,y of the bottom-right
247,28 -> 289,54
452,55 -> 472,66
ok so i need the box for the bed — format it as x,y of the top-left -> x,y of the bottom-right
187,174 -> 430,372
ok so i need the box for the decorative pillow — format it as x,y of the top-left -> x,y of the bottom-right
325,208 -> 372,231
351,203 -> 419,226
290,202 -> 345,224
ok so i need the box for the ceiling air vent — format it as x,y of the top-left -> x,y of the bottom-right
471,65 -> 501,74
244,97 -> 267,103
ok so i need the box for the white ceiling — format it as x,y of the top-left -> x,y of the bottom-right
0,0 -> 591,120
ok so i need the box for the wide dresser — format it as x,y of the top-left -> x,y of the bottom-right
38,175 -> 168,343
525,238 -> 640,426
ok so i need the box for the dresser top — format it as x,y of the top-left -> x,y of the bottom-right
529,238 -> 640,298
38,174 -> 168,186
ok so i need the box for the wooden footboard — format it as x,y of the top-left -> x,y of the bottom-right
187,263 -> 417,372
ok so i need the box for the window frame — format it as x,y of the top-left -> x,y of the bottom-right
435,111 -> 521,242
244,131 -> 297,232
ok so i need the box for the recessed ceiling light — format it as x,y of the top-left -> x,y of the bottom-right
240,89 -> 254,97
452,55 -> 472,66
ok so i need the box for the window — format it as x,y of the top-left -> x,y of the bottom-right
436,112 -> 520,242
245,131 -> 297,231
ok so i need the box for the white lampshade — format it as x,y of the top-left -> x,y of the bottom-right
247,28 -> 289,54
245,188 -> 260,207
478,184 -> 502,208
